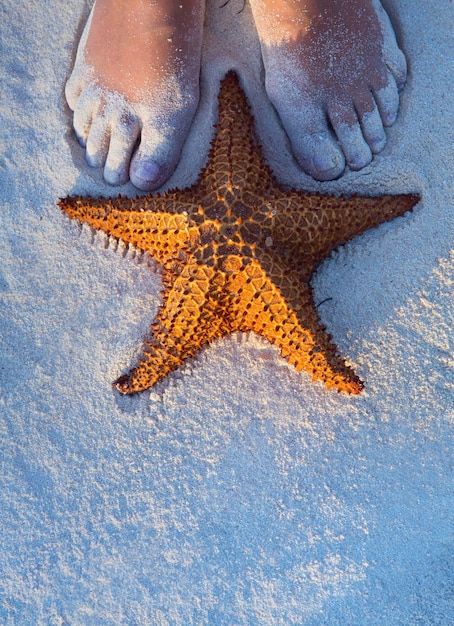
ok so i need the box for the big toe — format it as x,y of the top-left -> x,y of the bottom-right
129,155 -> 168,192
129,110 -> 197,191
266,89 -> 345,181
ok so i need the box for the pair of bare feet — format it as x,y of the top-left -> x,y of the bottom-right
65,0 -> 407,191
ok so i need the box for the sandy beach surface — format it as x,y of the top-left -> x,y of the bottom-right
1,0 -> 453,623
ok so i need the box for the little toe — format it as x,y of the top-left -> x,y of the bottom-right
375,0 -> 408,87
104,114 -> 140,186
373,74 -> 400,126
377,6 -> 408,88
387,48 -> 407,89
65,74 -> 83,112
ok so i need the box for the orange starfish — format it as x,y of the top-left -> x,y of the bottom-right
59,71 -> 419,395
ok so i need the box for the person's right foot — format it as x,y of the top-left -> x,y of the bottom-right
65,0 -> 205,190
250,0 -> 407,181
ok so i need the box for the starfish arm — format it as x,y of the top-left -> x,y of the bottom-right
228,260 -> 363,394
268,192 -> 419,273
114,258 -> 230,394
197,72 -> 275,198
59,193 -> 204,264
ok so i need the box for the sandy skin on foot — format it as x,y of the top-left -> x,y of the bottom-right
249,0 -> 407,180
65,0 -> 205,191
66,0 -> 407,189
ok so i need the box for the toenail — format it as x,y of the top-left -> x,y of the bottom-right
370,135 -> 386,153
384,111 -> 397,126
132,159 -> 161,185
349,153 -> 364,167
348,151 -> 371,170
76,132 -> 86,148
349,156 -> 363,169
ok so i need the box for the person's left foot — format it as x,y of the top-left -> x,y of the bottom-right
250,0 -> 407,181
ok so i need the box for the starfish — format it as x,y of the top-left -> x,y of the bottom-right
59,71 -> 419,395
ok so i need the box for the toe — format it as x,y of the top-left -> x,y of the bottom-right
329,105 -> 373,171
72,93 -> 95,149
65,73 -> 82,112
129,123 -> 170,191
129,155 -> 164,191
359,107 -> 387,154
271,101 -> 345,181
296,132 -> 346,181
129,116 -> 192,191
332,122 -> 373,171
85,113 -> 110,169
386,48 -> 407,89
376,2 -> 408,88
354,92 -> 386,154
104,113 -> 140,186
373,73 -> 400,126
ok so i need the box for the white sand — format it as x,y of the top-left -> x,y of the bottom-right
1,0 -> 453,623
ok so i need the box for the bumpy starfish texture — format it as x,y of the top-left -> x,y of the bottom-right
59,71 -> 419,395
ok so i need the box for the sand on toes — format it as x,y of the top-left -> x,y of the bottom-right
249,0 -> 407,181
65,0 -> 205,190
